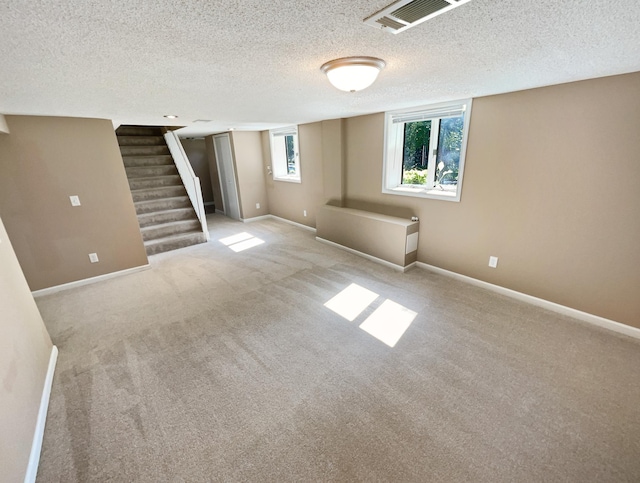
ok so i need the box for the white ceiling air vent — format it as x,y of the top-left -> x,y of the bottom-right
364,0 -> 471,34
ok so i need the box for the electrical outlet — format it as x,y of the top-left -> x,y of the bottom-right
256,202 -> 260,209
303,210 -> 307,217
70,195 -> 81,206
89,253 -> 99,263
488,256 -> 498,268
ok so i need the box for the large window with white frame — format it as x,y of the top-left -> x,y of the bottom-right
269,126 -> 301,182
382,99 -> 472,202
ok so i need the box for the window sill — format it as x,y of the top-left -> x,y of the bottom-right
383,185 -> 460,202
273,175 -> 301,184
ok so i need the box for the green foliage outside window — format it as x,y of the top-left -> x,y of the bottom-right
403,120 -> 431,172
401,116 -> 463,186
402,169 -> 427,185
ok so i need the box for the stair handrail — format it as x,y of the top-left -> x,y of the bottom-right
163,131 -> 210,241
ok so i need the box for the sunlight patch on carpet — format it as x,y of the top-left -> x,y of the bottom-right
324,283 -> 379,322
219,232 -> 265,252
359,300 -> 417,348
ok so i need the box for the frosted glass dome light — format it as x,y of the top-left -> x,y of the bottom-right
321,57 -> 386,92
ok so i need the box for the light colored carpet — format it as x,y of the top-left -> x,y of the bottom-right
35,214 -> 640,482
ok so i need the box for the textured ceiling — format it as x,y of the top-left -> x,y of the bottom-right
1,0 -> 639,136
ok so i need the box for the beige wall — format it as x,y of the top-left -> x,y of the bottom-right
181,138 -> 214,204
204,135 -> 223,212
0,216 -> 53,482
343,72 -> 640,327
321,119 -> 346,205
261,122 -> 326,227
0,116 -> 148,291
229,131 -> 270,220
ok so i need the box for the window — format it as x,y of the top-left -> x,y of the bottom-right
269,126 -> 301,182
382,99 -> 472,202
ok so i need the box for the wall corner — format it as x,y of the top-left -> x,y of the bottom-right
0,115 -> 10,134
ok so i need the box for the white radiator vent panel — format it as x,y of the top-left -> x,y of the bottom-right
364,0 -> 471,34
406,232 -> 419,254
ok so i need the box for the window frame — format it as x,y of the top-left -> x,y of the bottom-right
382,99 -> 472,202
269,126 -> 301,183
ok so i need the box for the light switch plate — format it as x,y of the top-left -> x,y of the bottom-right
489,256 -> 498,268
89,253 -> 99,263
70,195 -> 81,206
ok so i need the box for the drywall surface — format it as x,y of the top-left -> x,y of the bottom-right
204,135 -> 223,212
181,138 -> 213,204
261,122 -> 325,227
0,216 -> 53,482
230,131 -> 269,220
344,72 -> 640,327
0,116 -> 148,290
321,119 -> 345,205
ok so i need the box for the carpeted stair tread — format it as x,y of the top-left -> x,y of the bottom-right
134,196 -> 192,214
140,219 -> 202,241
116,125 -> 164,136
120,145 -> 170,156
118,136 -> 165,146
122,155 -> 174,167
131,186 -> 187,203
128,175 -> 182,190
144,230 -> 207,255
126,165 -> 178,178
137,207 -> 197,227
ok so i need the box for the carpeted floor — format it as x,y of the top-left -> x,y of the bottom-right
35,214 -> 640,482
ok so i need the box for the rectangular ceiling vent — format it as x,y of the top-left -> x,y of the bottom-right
364,0 -> 471,34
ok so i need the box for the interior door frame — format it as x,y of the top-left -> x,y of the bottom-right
212,133 -> 241,220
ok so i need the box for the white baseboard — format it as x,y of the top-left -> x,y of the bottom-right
270,215 -> 317,233
242,215 -> 272,223
316,237 -> 414,273
32,264 -> 150,297
219,212 -> 316,233
24,345 -> 58,483
415,262 -> 640,340
215,209 -> 225,215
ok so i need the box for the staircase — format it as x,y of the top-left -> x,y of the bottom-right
116,125 -> 207,256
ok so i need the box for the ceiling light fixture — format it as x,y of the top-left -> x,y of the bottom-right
320,57 -> 386,92
163,114 -> 178,119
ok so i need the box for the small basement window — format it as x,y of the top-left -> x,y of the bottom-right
382,99 -> 472,201
269,126 -> 301,183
